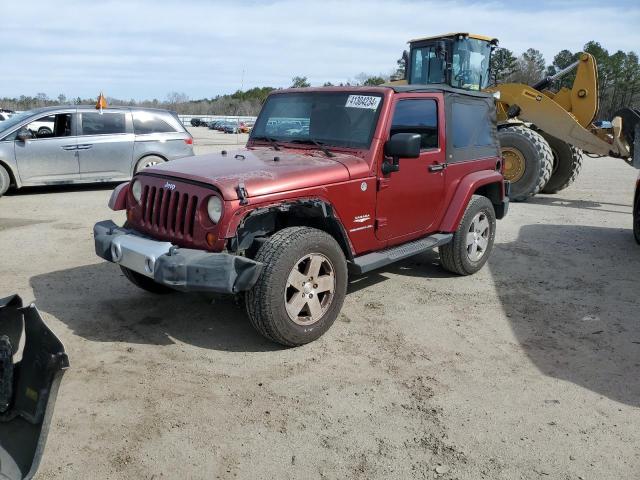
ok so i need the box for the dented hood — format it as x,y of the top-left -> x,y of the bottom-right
142,147 -> 371,200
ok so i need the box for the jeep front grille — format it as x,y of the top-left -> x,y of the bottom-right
140,185 -> 198,239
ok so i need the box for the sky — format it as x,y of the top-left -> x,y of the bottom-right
2,0 -> 639,101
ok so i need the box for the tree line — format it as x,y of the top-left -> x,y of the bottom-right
2,40 -> 638,120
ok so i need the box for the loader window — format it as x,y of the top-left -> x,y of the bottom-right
451,38 -> 492,90
390,99 -> 438,150
410,46 -> 445,85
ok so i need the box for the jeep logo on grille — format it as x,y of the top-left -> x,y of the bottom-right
164,182 -> 176,190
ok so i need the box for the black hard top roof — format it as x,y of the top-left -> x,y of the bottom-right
390,84 -> 494,99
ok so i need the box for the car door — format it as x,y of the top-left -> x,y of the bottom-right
77,109 -> 134,180
375,95 -> 446,242
14,110 -> 79,184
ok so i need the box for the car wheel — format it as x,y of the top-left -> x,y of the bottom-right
37,127 -> 52,137
498,125 -> 553,201
439,195 -> 496,275
245,226 -> 348,347
0,164 -> 11,196
120,265 -> 175,294
134,155 -> 165,174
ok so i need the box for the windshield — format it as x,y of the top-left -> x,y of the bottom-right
0,110 -> 34,134
251,92 -> 384,149
451,38 -> 491,90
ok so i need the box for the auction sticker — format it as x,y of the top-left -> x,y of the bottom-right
345,95 -> 381,110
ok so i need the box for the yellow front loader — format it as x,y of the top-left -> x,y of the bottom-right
394,33 -> 640,201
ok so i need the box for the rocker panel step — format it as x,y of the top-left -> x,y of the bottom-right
350,233 -> 453,274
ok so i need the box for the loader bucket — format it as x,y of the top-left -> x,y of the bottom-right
0,295 -> 68,480
613,107 -> 640,168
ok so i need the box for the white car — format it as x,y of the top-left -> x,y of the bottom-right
0,110 -> 14,122
27,115 -> 55,136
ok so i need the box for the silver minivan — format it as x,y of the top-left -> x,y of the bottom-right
0,106 -> 194,196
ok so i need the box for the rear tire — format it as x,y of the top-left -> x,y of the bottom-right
245,226 -> 348,347
439,195 -> 496,275
0,164 -> 10,196
498,125 -> 553,201
134,155 -> 166,174
539,132 -> 583,194
120,265 -> 175,294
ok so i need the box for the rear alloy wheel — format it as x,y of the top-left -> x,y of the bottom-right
498,125 -> 553,201
539,132 -> 583,194
439,195 -> 496,275
134,155 -> 166,174
245,226 -> 347,346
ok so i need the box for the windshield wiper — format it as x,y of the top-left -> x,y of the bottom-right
290,138 -> 335,157
252,136 -> 281,151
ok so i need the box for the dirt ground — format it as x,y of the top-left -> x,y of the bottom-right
1,127 -> 639,479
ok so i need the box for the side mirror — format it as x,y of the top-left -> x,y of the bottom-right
16,128 -> 31,142
382,133 -> 421,175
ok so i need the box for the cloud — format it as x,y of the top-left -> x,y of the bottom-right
1,0 -> 638,99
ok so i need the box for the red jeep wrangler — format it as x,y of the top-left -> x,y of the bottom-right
94,86 -> 509,346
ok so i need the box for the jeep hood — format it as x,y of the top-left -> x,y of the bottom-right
143,148 -> 370,200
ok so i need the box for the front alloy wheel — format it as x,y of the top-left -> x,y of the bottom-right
245,226 -> 348,347
285,253 -> 336,325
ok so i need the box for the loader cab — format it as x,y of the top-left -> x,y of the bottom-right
406,33 -> 498,91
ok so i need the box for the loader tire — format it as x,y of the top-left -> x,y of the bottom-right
538,132 -> 583,194
498,125 -> 553,202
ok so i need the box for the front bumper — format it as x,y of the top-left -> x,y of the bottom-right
94,220 -> 263,294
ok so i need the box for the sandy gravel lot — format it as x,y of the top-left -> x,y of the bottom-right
1,127 -> 638,479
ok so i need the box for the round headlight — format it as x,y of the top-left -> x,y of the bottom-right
207,196 -> 223,223
131,179 -> 142,203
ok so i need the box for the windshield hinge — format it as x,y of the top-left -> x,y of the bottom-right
236,182 -> 249,205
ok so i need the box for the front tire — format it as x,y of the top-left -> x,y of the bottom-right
439,195 -> 496,275
539,132 -> 583,194
0,164 -> 10,196
498,125 -> 553,201
245,226 -> 348,347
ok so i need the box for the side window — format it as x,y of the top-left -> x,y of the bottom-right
390,99 -> 438,150
25,114 -> 72,139
133,112 -> 177,134
451,102 -> 493,149
81,112 -> 126,135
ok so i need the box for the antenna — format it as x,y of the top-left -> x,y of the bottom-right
236,68 -> 245,144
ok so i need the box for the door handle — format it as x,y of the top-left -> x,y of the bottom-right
76,144 -> 93,150
61,145 -> 77,151
428,163 -> 446,172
